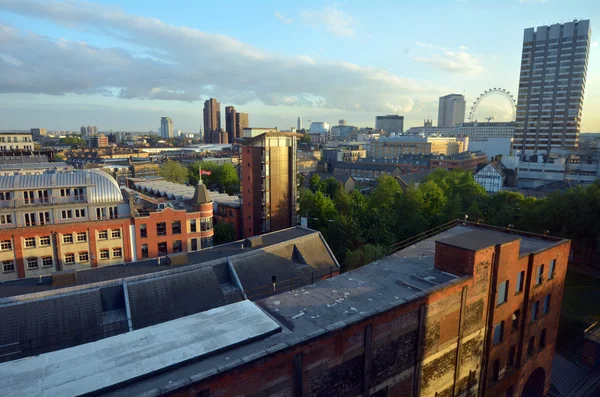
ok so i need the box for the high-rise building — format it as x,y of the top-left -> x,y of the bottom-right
88,133 -> 109,148
438,94 -> 466,128
203,98 -> 221,143
240,131 -> 298,238
297,117 -> 303,131
225,106 -> 237,143
514,20 -> 591,154
160,117 -> 174,139
375,115 -> 404,133
236,112 -> 249,139
80,126 -> 86,135
30,128 -> 46,140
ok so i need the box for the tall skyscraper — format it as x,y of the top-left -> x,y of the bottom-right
375,115 -> 404,133
240,131 -> 298,238
203,98 -> 221,143
225,106 -> 237,143
438,94 -> 466,127
297,117 -> 303,131
160,117 -> 174,138
514,20 -> 591,154
236,112 -> 249,138
80,126 -> 86,135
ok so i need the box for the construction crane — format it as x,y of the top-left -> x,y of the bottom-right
485,116 -> 494,123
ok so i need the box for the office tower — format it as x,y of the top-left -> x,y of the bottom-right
160,117 -> 174,139
236,112 -> 249,138
80,126 -> 86,135
92,126 -> 98,135
203,98 -> 221,143
438,94 -> 466,127
86,126 -> 92,135
225,106 -> 237,143
514,20 -> 591,154
240,130 -> 298,238
88,134 -> 109,148
297,117 -> 303,131
375,115 -> 404,133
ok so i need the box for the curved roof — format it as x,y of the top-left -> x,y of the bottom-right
0,170 -> 123,204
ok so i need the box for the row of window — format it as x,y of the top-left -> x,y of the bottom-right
2,248 -> 124,273
493,294 -> 551,347
139,219 -> 211,237
1,229 -> 122,251
497,259 -> 556,306
492,328 -> 548,385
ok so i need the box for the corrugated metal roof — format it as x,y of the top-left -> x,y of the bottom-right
0,170 -> 123,204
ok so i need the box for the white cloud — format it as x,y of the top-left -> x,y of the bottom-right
274,12 -> 292,24
0,0 -> 445,113
459,45 -> 468,51
412,42 -> 483,74
300,6 -> 356,37
592,41 -> 598,48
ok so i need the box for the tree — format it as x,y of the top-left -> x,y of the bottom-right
369,175 -> 402,210
309,174 -> 321,192
318,177 -> 340,197
325,215 -> 363,265
345,244 -> 387,271
159,160 -> 188,184
59,137 -> 85,146
300,134 -> 312,145
214,222 -> 237,245
220,163 -> 240,195
53,152 -> 65,161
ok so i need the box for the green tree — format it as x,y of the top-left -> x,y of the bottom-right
59,137 -> 85,146
325,215 -> 363,265
214,222 -> 237,245
219,163 -> 240,195
159,160 -> 188,184
298,189 -> 337,231
345,244 -> 387,271
300,134 -> 312,145
309,174 -> 321,192
369,175 -> 402,209
53,152 -> 65,161
318,177 -> 340,197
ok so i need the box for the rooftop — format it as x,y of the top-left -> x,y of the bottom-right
6,223 -> 564,397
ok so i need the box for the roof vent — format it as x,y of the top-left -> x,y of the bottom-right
244,236 -> 263,248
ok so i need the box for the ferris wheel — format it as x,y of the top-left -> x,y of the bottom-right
468,88 -> 517,122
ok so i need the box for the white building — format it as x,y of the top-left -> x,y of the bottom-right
468,137 -> 513,160
309,122 -> 330,135
474,164 -> 505,193
160,117 -> 174,139
0,132 -> 35,151
438,94 -> 466,128
456,122 -> 515,139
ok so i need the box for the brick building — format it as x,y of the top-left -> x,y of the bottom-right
0,222 -> 569,397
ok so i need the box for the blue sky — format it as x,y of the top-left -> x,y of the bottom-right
0,0 -> 599,132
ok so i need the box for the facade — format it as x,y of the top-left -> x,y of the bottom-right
160,117 -> 174,139
475,163 -> 505,192
225,106 -> 237,143
236,112 -> 249,140
240,132 -> 298,238
309,122 -> 330,135
512,150 -> 600,185
429,152 -> 488,173
30,128 -> 47,140
375,114 -> 404,133
514,20 -> 591,154
6,222 -> 569,397
297,155 -> 319,173
334,162 -> 402,180
438,94 -> 466,127
203,98 -> 221,143
0,132 -> 34,152
87,134 -> 109,148
468,137 -> 514,160
297,116 -> 303,131
457,122 -> 515,139
370,136 -> 467,158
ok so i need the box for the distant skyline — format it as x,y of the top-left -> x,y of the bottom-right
0,0 -> 599,132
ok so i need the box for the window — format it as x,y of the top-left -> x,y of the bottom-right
99,249 -> 110,260
172,221 -> 181,235
140,224 -> 147,238
41,256 -> 53,267
141,244 -> 148,258
0,240 -> 11,250
79,252 -> 89,262
24,213 -> 36,226
512,310 -> 520,331
527,336 -> 535,357
109,206 -> 118,219
532,301 -> 539,322
60,188 -> 71,197
493,321 -> 504,344
76,232 -> 87,242
548,259 -> 556,280
516,271 -> 524,293
98,230 -> 108,240
508,345 -> 516,366
497,280 -> 509,305
64,253 -> 75,264
74,187 -> 84,200
0,214 -> 12,224
24,190 -> 34,204
492,358 -> 500,381
75,209 -> 86,218
24,237 -> 36,248
61,210 -> 73,219
190,219 -> 197,233
157,242 -> 168,256
112,248 -> 122,258
26,257 -> 38,269
539,329 -> 547,350
201,236 -> 214,248
0,192 -> 11,201
39,211 -> 50,225
191,238 -> 198,251
173,240 -> 182,253
63,234 -> 73,244
39,236 -> 51,247
111,229 -> 121,239
536,264 -> 544,285
157,222 -> 167,236
543,294 -> 551,314
2,260 -> 15,273
200,217 -> 213,231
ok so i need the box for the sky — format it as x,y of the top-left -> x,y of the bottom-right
0,0 -> 599,133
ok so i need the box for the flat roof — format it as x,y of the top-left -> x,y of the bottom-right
437,230 -> 520,252
0,301 -> 281,397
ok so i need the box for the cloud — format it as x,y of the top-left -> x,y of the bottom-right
592,41 -> 598,48
274,12 -> 292,24
300,6 -> 355,37
0,0 -> 444,113
459,45 -> 468,51
411,42 -> 483,74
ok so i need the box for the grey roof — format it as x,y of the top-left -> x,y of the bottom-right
132,179 -> 240,206
397,170 -> 432,186
0,162 -> 71,170
0,170 -> 123,203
